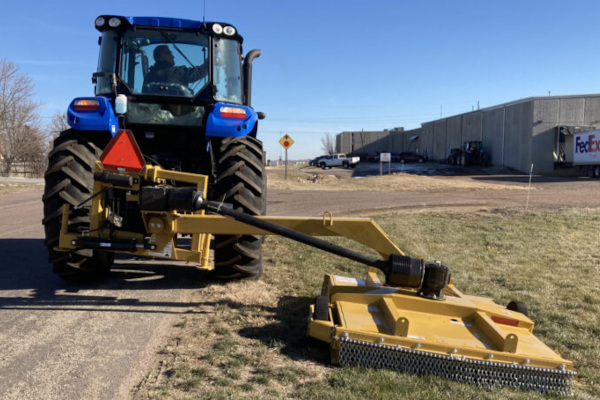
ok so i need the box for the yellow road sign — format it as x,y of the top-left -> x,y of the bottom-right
279,134 -> 294,149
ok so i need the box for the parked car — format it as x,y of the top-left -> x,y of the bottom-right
397,152 -> 428,163
309,155 -> 328,166
365,153 -> 378,163
318,153 -> 360,169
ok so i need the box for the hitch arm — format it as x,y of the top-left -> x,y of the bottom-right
198,200 -> 448,294
201,200 -> 392,270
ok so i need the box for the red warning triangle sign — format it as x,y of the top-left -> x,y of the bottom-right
100,129 -> 146,173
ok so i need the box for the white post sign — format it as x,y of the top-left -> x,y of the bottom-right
380,153 -> 391,175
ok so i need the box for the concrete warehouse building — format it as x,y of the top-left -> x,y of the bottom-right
336,94 -> 600,175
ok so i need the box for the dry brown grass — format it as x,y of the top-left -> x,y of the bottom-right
266,167 -> 531,192
130,169 -> 597,399
132,206 -> 600,400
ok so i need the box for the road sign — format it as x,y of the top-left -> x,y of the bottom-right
279,134 -> 294,149
380,152 -> 391,162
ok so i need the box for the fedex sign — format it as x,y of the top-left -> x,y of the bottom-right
573,131 -> 600,164
575,133 -> 600,154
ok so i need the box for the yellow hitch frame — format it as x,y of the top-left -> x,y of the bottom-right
58,163 -> 404,270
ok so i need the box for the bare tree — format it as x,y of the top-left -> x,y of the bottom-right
0,58 -> 45,176
321,133 -> 336,155
49,111 -> 69,139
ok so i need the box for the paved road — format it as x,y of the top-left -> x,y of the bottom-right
0,189 -> 213,400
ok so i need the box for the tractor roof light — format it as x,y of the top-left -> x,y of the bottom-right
100,129 -> 146,173
95,17 -> 106,28
220,106 -> 247,119
212,24 -> 223,34
108,17 -> 122,28
223,26 -> 236,36
73,99 -> 100,112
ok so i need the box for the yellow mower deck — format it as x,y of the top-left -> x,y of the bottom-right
308,270 -> 575,394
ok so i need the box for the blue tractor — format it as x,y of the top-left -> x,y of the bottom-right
42,15 -> 266,281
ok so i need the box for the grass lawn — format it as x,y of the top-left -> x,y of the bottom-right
133,207 -> 600,400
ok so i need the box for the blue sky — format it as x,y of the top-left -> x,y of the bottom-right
2,0 -> 600,160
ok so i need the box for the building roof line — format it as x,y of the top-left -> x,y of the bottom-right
422,93 -> 600,125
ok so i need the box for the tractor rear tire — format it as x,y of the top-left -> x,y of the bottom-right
212,136 -> 266,280
42,130 -> 114,282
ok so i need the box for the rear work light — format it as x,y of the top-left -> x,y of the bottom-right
220,106 -> 247,119
72,99 -> 100,112
100,129 -> 146,173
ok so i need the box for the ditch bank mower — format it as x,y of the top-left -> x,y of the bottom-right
49,129 -> 575,395
43,15 -> 574,395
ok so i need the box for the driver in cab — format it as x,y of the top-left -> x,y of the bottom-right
144,45 -> 207,89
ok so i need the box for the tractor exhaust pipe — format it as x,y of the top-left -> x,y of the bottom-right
243,49 -> 261,107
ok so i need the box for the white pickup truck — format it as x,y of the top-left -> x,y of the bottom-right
318,153 -> 360,169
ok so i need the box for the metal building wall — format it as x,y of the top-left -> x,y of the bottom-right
531,99 -> 560,173
419,123 -> 434,159
446,116 -> 462,159
334,94 -> 600,174
337,131 -> 392,155
463,112 -> 483,142
433,120 -> 447,160
503,101 -> 533,172
482,107 -> 505,166
337,133 -> 348,154
358,131 -> 391,154
389,131 -> 404,152
584,97 -> 600,124
403,128 -> 422,153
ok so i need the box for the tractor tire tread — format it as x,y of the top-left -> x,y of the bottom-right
212,136 -> 266,280
42,130 -> 114,282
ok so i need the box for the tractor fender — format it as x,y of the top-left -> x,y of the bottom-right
67,97 -> 119,136
205,102 -> 258,138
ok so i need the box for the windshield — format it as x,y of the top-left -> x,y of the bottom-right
213,37 -> 242,104
120,29 -> 209,98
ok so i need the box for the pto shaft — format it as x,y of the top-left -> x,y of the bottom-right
197,199 -> 448,298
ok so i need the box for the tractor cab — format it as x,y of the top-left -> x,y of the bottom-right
69,15 -> 262,172
464,140 -> 482,152
71,15 -> 262,133
93,16 -> 248,125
